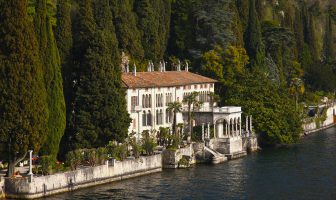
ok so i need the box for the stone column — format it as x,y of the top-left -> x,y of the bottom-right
28,150 -> 33,175
250,115 -> 253,133
228,120 -> 231,138
235,120 -> 238,137
246,116 -> 249,137
239,118 -> 242,136
225,122 -> 228,137
207,123 -> 210,139
202,123 -> 205,141
213,124 -> 216,138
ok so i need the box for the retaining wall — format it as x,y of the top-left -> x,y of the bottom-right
303,105 -> 336,134
4,154 -> 162,199
0,177 -> 4,198
162,145 -> 195,168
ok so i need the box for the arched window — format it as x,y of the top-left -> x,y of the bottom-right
142,111 -> 146,126
156,110 -> 159,125
147,110 -> 152,126
149,95 -> 152,107
142,94 -> 145,108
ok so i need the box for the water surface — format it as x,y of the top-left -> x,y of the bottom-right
51,128 -> 336,200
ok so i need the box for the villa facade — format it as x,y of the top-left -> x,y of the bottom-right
122,67 -> 217,139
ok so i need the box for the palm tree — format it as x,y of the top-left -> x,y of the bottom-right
183,92 -> 199,142
289,78 -> 305,110
167,101 -> 183,136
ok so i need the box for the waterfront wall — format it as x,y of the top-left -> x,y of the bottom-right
242,136 -> 258,152
303,105 -> 336,134
0,177 -> 4,198
4,154 -> 162,199
162,145 -> 195,168
209,137 -> 243,155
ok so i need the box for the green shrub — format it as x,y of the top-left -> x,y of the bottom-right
114,144 -> 128,161
129,138 -> 142,158
141,131 -> 157,155
39,155 -> 55,175
65,149 -> 84,170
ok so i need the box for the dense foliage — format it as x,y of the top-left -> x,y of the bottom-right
0,0 -> 49,176
1,0 -> 336,171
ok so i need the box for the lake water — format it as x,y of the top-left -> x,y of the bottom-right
51,127 -> 336,200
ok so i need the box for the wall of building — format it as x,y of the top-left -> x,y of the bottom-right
126,83 -> 215,137
4,155 -> 162,199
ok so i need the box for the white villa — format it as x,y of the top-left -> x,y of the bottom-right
121,63 -> 255,150
122,64 -> 216,139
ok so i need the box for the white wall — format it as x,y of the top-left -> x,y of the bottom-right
5,155 -> 162,199
126,83 -> 215,137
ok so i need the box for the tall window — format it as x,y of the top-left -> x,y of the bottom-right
156,109 -> 163,125
131,96 -> 138,112
166,93 -> 172,106
147,111 -> 152,126
156,94 -> 163,107
142,111 -> 146,126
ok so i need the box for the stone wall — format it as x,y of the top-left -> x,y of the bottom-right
242,136 -> 258,152
162,145 -> 195,168
210,137 -> 243,155
303,105 -> 336,134
0,177 -> 4,199
4,154 -> 162,199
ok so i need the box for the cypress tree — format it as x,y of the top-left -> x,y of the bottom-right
135,0 -> 171,62
34,0 -> 66,158
167,0 -> 195,59
0,0 -> 48,176
72,0 -> 130,149
110,0 -> 144,61
244,0 -> 265,69
323,8 -> 335,62
55,0 -> 74,158
294,6 -> 305,60
236,0 -> 250,32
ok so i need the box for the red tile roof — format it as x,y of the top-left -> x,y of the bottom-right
122,71 -> 217,88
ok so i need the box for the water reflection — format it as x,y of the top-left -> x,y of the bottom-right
51,128 -> 336,200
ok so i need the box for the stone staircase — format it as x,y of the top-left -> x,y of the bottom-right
204,146 -> 227,164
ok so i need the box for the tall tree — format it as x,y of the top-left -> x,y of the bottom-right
55,0 -> 74,158
190,0 -> 234,63
110,0 -> 144,61
0,0 -> 48,176
183,92 -> 200,142
135,0 -> 171,62
34,0 -> 66,158
244,0 -> 265,69
167,0 -> 195,59
72,0 -> 130,149
323,7 -> 335,62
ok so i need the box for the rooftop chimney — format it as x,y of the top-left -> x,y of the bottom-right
133,64 -> 137,76
151,61 -> 155,72
159,61 -> 163,72
147,61 -> 151,72
185,61 -> 189,72
163,60 -> 166,72
177,59 -> 181,71
126,60 -> 129,73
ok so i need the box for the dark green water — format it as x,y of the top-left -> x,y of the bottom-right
51,127 -> 336,200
